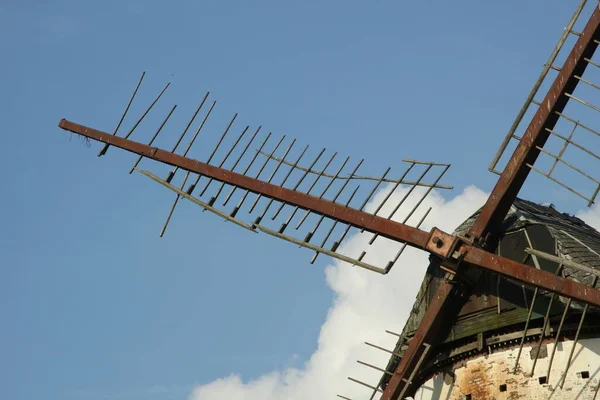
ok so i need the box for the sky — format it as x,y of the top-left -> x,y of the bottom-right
1,1 -> 600,400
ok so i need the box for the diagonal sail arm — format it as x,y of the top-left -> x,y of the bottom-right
58,119 -> 431,248
58,118 -> 600,308
470,5 -> 600,243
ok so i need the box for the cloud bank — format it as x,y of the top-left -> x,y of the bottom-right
577,202 -> 600,231
188,186 -> 600,400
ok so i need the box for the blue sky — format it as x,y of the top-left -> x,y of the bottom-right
1,1 -> 597,399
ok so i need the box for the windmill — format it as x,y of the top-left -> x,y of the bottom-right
56,1 -> 600,399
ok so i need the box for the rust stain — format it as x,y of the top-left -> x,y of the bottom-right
439,340 -> 600,399
450,355 -> 531,399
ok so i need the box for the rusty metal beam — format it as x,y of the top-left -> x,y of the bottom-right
469,7 -> 600,242
58,119 -> 431,248
461,246 -> 600,305
381,279 -> 459,400
58,118 -> 600,307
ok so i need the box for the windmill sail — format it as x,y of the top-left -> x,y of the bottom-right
55,1 -> 600,399
490,0 -> 600,207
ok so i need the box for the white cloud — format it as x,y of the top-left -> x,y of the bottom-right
188,185 -> 489,400
577,202 -> 600,231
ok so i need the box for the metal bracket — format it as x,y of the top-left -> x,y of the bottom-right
425,228 -> 456,258
426,228 -> 472,268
